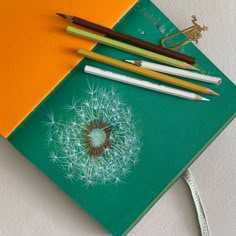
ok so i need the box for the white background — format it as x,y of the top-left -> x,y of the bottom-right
0,0 -> 235,235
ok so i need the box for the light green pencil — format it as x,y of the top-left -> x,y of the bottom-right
66,26 -> 197,70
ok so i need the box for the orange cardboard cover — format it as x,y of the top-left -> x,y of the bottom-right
0,0 -> 136,138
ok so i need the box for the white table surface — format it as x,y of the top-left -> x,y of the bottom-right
0,0 -> 235,235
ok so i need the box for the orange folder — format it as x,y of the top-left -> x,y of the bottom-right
0,0 -> 136,138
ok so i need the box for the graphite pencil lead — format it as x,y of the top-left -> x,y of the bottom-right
56,13 -> 74,22
56,13 -> 65,18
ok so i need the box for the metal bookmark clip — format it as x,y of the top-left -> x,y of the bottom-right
161,15 -> 208,49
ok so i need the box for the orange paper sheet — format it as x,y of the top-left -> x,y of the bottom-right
0,0 -> 137,138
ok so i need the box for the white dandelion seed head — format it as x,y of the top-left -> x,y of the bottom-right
47,86 -> 142,186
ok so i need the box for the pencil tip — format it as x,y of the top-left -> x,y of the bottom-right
208,89 -> 220,96
56,13 -> 74,22
191,66 -> 199,71
56,13 -> 65,18
195,95 -> 210,101
202,97 -> 210,101
125,60 -> 142,66
184,63 -> 199,70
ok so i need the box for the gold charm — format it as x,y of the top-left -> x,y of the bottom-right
161,15 -> 208,49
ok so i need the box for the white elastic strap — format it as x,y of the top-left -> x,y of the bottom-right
182,169 -> 210,236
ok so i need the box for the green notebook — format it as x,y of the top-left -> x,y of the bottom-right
8,0 -> 236,235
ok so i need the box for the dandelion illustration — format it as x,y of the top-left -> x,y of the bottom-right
46,86 -> 142,186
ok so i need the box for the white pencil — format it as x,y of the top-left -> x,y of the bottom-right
84,65 -> 209,101
125,60 -> 222,85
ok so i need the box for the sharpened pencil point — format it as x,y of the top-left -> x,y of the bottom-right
202,97 -> 210,101
56,13 -> 74,22
56,13 -> 65,18
208,89 -> 220,96
195,95 -> 209,101
184,63 -> 199,70
193,64 -> 200,70
125,60 -> 141,66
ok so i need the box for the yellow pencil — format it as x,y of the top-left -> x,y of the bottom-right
77,49 -> 219,95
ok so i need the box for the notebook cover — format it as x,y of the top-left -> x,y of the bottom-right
4,0 -> 236,235
0,0 -> 137,137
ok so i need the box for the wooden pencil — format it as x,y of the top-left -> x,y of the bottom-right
77,48 -> 219,95
67,26 -> 197,70
126,60 -> 222,84
84,65 -> 209,101
56,13 -> 196,65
